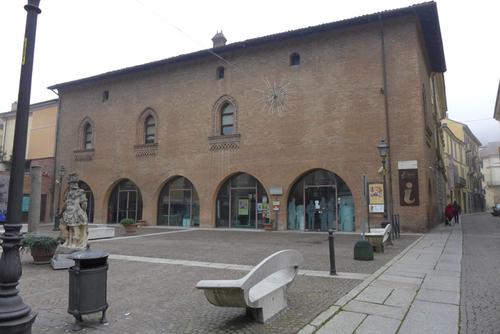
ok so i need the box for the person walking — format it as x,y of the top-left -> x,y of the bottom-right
445,203 -> 455,226
453,201 -> 461,224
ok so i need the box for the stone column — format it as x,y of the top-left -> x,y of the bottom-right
28,165 -> 42,233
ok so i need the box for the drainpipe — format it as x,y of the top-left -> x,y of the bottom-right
50,89 -> 61,227
378,14 -> 394,221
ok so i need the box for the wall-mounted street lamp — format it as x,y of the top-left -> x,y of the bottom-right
0,1 -> 41,332
377,139 -> 390,218
53,165 -> 66,231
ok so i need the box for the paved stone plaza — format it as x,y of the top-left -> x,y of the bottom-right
18,226 -> 418,333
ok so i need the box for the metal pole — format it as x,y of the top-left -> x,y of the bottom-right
382,158 -> 388,219
328,230 -> 336,275
53,167 -> 64,231
0,1 -> 41,332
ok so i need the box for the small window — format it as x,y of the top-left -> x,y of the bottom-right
216,66 -> 225,80
84,123 -> 93,149
102,90 -> 109,102
290,53 -> 300,66
144,115 -> 156,144
220,103 -> 234,135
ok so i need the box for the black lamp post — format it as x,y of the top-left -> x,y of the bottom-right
53,165 -> 66,231
377,139 -> 389,219
0,1 -> 41,332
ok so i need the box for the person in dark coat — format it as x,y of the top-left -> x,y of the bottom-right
445,203 -> 455,226
453,201 -> 461,224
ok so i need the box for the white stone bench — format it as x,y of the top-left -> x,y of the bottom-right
196,249 -> 303,323
365,223 -> 392,252
88,224 -> 115,240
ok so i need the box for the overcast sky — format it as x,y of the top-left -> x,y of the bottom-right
1,0 -> 499,144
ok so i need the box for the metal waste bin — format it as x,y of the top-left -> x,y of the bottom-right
68,249 -> 109,331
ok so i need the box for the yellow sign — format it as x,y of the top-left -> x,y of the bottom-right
368,183 -> 384,213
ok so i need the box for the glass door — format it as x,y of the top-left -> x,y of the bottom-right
304,186 -> 336,231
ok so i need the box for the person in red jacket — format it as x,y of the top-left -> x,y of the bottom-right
445,203 -> 455,226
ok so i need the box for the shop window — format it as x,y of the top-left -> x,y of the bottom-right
287,169 -> 354,232
157,176 -> 199,227
215,173 -> 268,229
107,179 -> 143,224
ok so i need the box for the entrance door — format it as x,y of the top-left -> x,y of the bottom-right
169,189 -> 192,227
117,190 -> 138,222
305,186 -> 336,231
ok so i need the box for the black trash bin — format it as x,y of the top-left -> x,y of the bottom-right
68,249 -> 109,331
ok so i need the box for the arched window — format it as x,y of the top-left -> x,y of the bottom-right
216,66 -> 225,80
290,53 -> 300,66
83,123 -> 93,149
220,103 -> 235,135
144,115 -> 156,144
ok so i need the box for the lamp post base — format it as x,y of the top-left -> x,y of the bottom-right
0,312 -> 37,334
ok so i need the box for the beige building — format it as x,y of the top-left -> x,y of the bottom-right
480,142 -> 500,209
441,118 -> 483,213
50,3 -> 447,232
0,99 -> 59,222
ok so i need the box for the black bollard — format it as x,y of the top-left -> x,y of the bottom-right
328,230 -> 336,275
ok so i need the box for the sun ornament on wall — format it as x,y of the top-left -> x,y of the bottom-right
256,78 -> 295,114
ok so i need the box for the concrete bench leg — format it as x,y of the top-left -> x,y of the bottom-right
246,288 -> 288,323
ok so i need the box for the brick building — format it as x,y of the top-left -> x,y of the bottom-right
50,2 -> 447,232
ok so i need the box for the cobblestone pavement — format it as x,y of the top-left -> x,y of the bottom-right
16,227 -> 417,333
460,213 -> 500,334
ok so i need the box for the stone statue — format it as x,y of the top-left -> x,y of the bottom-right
59,173 -> 88,250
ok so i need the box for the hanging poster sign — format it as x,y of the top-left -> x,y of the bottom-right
257,203 -> 263,212
22,195 -> 30,213
238,199 -> 249,215
272,201 -> 280,211
368,183 -> 384,213
399,169 -> 419,206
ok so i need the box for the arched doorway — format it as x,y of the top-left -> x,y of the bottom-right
78,181 -> 94,223
157,176 -> 199,227
216,173 -> 268,229
287,169 -> 354,232
107,179 -> 143,224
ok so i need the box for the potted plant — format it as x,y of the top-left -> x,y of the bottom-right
21,234 -> 59,264
120,218 -> 138,233
263,219 -> 274,231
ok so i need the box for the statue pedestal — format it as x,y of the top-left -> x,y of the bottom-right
51,246 -> 82,270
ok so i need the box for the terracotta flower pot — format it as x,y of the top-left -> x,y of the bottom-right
123,223 -> 138,233
30,246 -> 56,264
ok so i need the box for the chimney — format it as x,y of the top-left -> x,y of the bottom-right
11,101 -> 18,112
212,31 -> 227,48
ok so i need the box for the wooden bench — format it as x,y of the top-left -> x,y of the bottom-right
365,223 -> 392,252
196,249 -> 303,323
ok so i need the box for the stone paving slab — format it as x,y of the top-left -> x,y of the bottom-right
355,315 -> 400,334
416,288 -> 460,305
316,311 -> 366,334
399,300 -> 459,334
343,300 -> 407,320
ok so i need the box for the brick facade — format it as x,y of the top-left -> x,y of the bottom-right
53,5 -> 447,232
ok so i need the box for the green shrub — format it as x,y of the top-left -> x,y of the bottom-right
21,234 -> 59,252
119,218 -> 136,226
